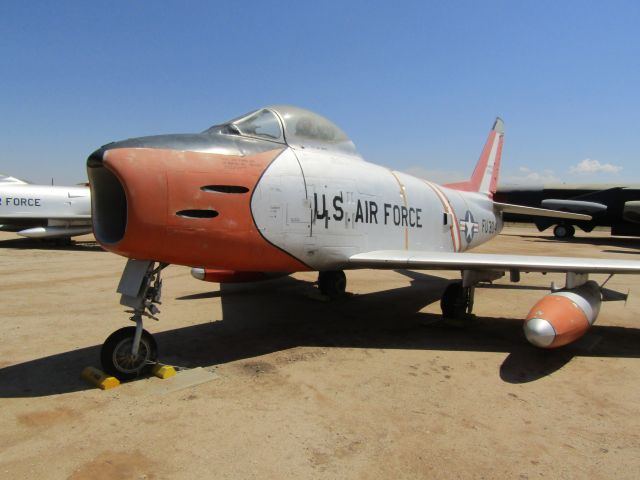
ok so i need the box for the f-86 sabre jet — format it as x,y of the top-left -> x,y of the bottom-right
0,173 -> 91,241
87,106 -> 640,379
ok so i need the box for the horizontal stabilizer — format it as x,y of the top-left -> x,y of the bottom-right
493,202 -> 591,221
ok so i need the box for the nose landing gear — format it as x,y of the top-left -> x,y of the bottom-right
100,260 -> 167,380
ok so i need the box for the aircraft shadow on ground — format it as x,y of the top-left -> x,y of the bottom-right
0,237 -> 104,252
2,272 -> 640,398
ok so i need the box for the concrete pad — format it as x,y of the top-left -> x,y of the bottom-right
120,367 -> 218,397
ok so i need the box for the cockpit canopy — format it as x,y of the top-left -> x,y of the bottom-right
209,105 -> 360,157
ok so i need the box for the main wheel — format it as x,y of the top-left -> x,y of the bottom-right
318,270 -> 347,298
440,282 -> 469,319
100,326 -> 157,380
553,224 -> 575,239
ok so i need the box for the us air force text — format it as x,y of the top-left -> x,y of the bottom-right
314,193 -> 422,229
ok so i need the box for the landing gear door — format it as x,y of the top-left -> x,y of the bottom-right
117,259 -> 154,308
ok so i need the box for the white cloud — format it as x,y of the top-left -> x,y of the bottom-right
569,158 -> 622,175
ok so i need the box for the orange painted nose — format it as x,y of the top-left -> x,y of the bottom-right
99,147 -> 169,259
89,146 -> 308,273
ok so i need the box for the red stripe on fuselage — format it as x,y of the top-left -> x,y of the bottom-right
423,180 -> 461,252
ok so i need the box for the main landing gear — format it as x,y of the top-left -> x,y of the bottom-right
553,223 -> 575,240
440,281 -> 475,319
318,270 -> 347,298
440,270 -> 503,321
100,260 -> 167,380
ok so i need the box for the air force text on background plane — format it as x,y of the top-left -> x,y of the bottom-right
0,197 -> 42,207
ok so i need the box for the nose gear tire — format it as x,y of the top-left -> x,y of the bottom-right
100,326 -> 158,380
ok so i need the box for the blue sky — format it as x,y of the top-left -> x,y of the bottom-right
1,1 -> 638,185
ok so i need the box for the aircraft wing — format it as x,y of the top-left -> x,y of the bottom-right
493,202 -> 591,221
348,250 -> 640,274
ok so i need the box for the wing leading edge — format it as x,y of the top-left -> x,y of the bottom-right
349,250 -> 640,274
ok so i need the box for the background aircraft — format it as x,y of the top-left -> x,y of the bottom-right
0,173 -> 92,241
495,183 -> 640,239
86,106 -> 640,379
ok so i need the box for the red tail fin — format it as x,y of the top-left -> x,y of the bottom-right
445,118 -> 504,197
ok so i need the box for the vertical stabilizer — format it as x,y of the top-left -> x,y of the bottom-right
444,117 -> 504,197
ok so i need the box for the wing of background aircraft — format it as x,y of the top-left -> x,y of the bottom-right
493,202 -> 591,220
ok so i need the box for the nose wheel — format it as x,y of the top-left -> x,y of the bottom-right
101,326 -> 158,380
100,260 -> 167,380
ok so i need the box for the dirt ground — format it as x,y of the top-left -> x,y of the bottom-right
1,226 -> 640,479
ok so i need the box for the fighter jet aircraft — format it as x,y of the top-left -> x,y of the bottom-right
87,106 -> 640,379
0,173 -> 91,241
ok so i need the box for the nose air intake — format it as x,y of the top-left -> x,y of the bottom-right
87,150 -> 128,245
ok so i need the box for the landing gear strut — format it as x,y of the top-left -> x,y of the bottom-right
440,281 -> 475,319
439,270 -> 503,320
100,260 -> 167,379
318,270 -> 347,298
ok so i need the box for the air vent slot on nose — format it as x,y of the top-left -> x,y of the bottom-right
201,185 -> 249,194
176,209 -> 219,219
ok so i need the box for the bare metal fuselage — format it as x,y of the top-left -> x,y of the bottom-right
251,148 -> 503,271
